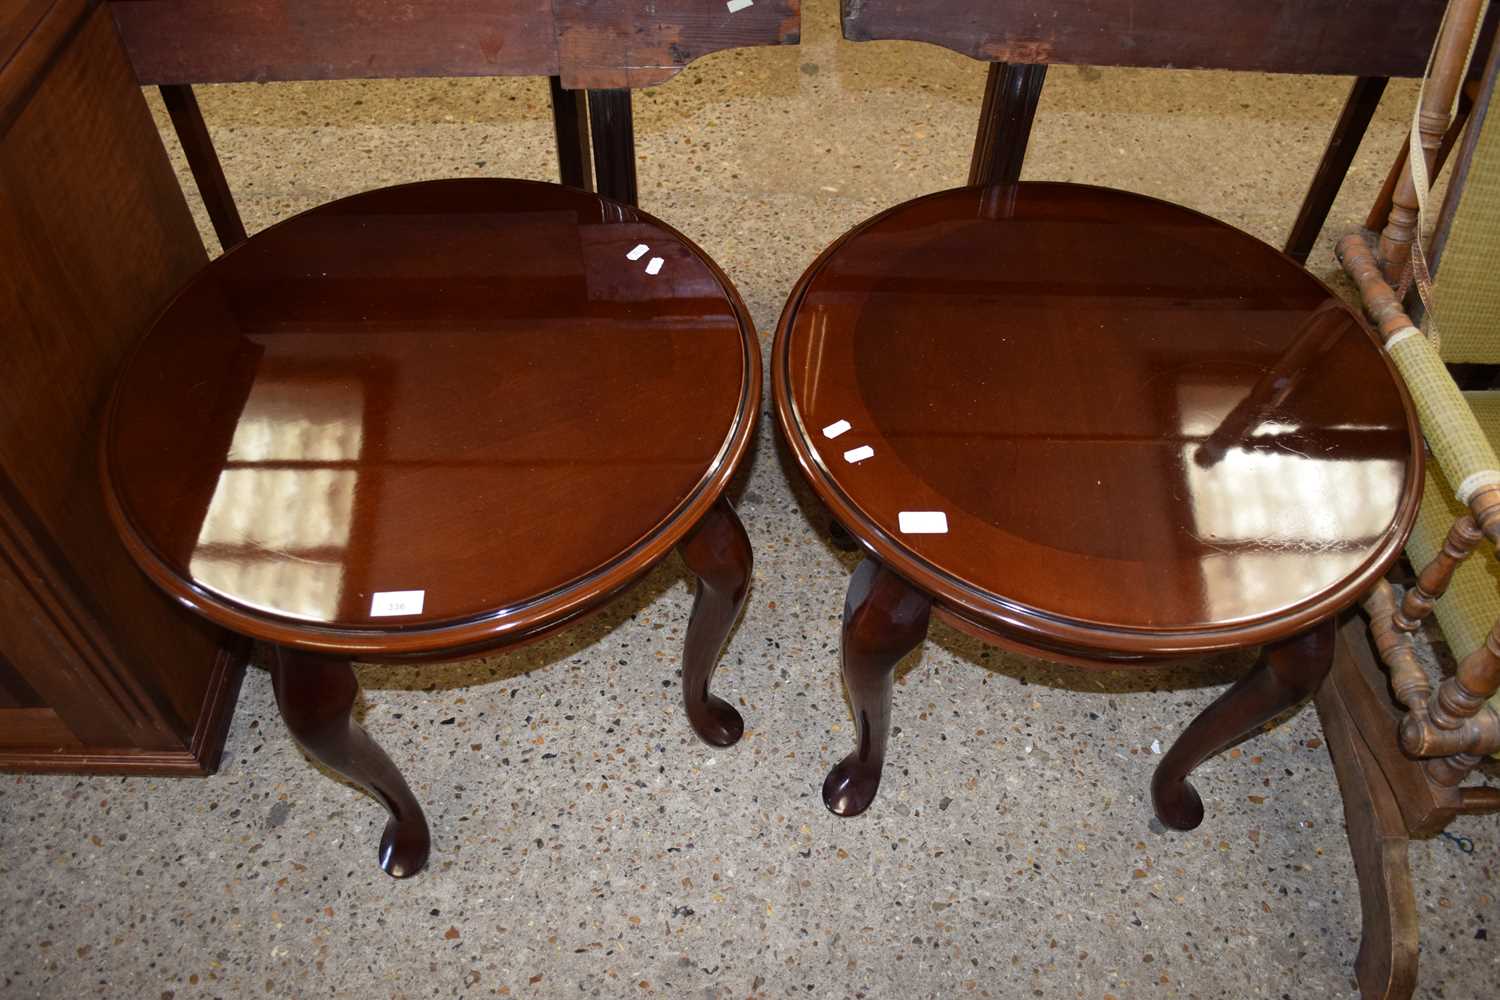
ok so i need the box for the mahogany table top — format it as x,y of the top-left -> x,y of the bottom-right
104,179 -> 759,657
774,182 -> 1422,658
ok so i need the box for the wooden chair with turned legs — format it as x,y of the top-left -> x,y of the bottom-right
1317,12 -> 1500,995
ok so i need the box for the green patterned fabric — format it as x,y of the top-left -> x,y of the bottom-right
1401,73 -> 1500,743
1404,392 -> 1500,740
1435,88 -> 1500,363
1388,330 -> 1500,500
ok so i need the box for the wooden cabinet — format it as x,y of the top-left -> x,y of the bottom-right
0,0 -> 246,773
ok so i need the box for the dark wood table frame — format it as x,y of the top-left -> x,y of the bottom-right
841,0 -> 1477,264
108,0 -> 801,246
0,0 -> 797,776
99,178 -> 765,880
774,183 -> 1424,831
831,5 -> 1492,999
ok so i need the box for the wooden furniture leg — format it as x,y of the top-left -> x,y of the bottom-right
548,76 -> 593,192
1376,0 -> 1485,281
1285,76 -> 1388,264
1316,644 -> 1420,1000
823,558 -> 932,817
1365,86 -> 1475,234
157,83 -> 246,251
587,88 -> 638,206
1153,618 -> 1336,830
270,647 -> 431,878
678,498 -> 753,747
968,62 -> 1047,187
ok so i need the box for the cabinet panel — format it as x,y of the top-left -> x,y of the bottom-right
0,0 -> 246,774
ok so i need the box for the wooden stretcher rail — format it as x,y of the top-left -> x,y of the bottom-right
109,0 -> 801,90
841,0 -> 1446,76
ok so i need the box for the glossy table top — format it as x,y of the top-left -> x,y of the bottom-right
104,179 -> 759,656
774,183 -> 1421,656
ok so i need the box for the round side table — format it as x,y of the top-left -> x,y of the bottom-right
102,179 -> 760,877
772,182 -> 1422,825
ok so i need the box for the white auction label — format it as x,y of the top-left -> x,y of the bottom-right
898,511 -> 948,534
370,590 -> 425,617
821,419 -> 851,439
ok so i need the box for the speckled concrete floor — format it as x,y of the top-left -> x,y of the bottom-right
4,3 -> 1498,998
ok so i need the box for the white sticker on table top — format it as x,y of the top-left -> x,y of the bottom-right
370,590 -> 425,617
822,419 -> 851,439
898,511 -> 948,534
726,0 -> 754,11
843,445 -> 874,464
626,243 -> 650,261
645,256 -> 664,275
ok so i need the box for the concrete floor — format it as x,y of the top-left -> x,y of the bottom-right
4,1 -> 1498,997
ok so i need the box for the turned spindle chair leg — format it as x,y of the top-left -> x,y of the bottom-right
1365,581 -> 1435,720
823,558 -> 931,818
1407,618 -> 1500,773
1376,0 -> 1485,282
270,647 -> 431,878
1430,618 -> 1500,731
1399,515 -> 1482,631
678,497 -> 753,747
1153,618 -> 1336,830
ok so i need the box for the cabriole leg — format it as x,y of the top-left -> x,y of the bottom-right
271,647 -> 431,878
1153,618 -> 1335,830
678,497 -> 753,747
823,557 -> 931,817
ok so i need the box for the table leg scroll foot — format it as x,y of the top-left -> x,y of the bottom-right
271,647 -> 431,878
679,497 -> 753,747
1153,618 -> 1335,831
823,558 -> 931,817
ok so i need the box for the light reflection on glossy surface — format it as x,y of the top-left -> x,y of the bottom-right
189,379 -> 364,621
107,180 -> 750,628
783,183 -> 1416,632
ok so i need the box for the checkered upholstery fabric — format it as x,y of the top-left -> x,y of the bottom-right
1397,84 -> 1500,743
1435,95 -> 1500,363
1388,331 -> 1500,500
1404,392 -> 1500,738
